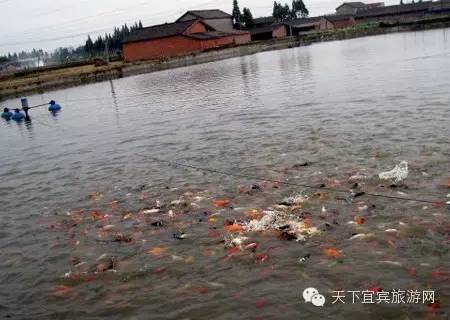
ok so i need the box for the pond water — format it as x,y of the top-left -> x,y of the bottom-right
1,28 -> 449,319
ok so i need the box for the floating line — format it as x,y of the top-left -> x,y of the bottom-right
148,156 -> 445,205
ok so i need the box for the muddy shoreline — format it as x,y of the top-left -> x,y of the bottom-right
1,17 -> 449,101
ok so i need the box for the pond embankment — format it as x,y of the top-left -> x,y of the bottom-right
1,15 -> 450,101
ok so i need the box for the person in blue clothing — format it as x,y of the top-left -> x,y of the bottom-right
11,108 -> 25,121
1,107 -> 13,120
48,100 -> 62,112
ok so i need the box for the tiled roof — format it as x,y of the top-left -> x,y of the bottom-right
356,1 -> 432,17
324,14 -> 354,22
124,20 -> 200,43
253,16 -> 277,24
337,2 -> 368,9
177,9 -> 232,21
283,17 -> 322,26
250,24 -> 285,35
186,30 -> 247,39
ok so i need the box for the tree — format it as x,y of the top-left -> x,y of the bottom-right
291,0 -> 309,18
138,20 -> 143,28
242,7 -> 255,29
273,1 -> 281,20
273,1 -> 291,21
85,36 -> 94,56
232,0 -> 242,28
93,36 -> 104,52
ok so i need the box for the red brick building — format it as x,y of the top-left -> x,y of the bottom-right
123,11 -> 250,62
319,15 -> 356,30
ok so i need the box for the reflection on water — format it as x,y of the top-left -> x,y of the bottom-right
0,29 -> 449,319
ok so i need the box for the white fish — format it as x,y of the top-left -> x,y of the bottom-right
385,229 -> 399,233
143,209 -> 160,214
102,225 -> 115,231
349,173 -> 368,181
348,233 -> 373,240
96,253 -> 108,261
379,260 -> 402,266
171,255 -> 184,262
378,161 -> 408,183
208,282 -> 225,288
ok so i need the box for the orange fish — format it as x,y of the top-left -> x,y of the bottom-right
197,287 -> 209,294
53,285 -> 73,297
153,267 -> 166,275
245,209 -> 263,220
224,224 -> 245,233
303,218 -> 313,228
428,301 -> 441,309
90,211 -> 108,221
147,247 -> 168,256
214,199 -> 231,208
356,217 -> 365,225
324,248 -> 343,258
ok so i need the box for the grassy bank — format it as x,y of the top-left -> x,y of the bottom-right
1,15 -> 450,101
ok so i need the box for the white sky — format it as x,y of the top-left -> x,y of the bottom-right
0,0 -> 399,55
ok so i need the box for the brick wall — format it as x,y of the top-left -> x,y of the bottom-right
272,25 -> 287,38
124,32 -> 251,62
124,36 -> 202,62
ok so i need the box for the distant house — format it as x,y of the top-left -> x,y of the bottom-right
430,0 -> 450,12
355,1 -> 432,21
123,20 -> 250,62
253,16 -> 277,28
283,17 -> 322,35
250,24 -> 287,41
336,2 -> 384,15
176,9 -> 234,31
320,15 -> 356,29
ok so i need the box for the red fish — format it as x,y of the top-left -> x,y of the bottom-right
214,199 -> 231,208
53,285 -> 73,297
255,253 -> 269,264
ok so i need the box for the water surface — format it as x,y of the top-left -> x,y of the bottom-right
1,29 -> 449,319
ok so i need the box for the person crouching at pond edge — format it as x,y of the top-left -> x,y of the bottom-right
48,100 -> 62,112
11,109 -> 25,121
1,108 -> 13,120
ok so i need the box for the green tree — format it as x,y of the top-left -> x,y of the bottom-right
242,7 -> 255,29
232,0 -> 242,28
273,1 -> 291,21
85,35 -> 94,56
291,0 -> 309,18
